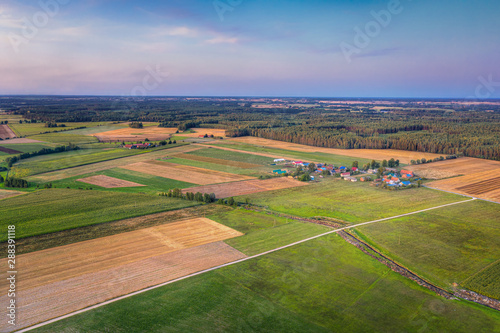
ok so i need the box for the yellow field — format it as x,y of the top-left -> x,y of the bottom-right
229,137 -> 443,164
428,169 -> 500,203
182,128 -> 227,138
173,153 -> 260,168
76,175 -> 145,188
92,126 -> 177,141
0,218 -> 245,331
182,177 -> 309,198
119,160 -> 255,185
407,157 -> 500,179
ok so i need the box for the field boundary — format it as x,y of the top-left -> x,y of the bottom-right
17,198 -> 476,333
424,185 -> 500,205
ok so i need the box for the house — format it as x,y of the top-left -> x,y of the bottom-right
350,177 -> 358,182
352,167 -> 358,172
341,172 -> 351,178
293,161 -> 303,166
391,177 -> 400,182
386,167 -> 397,172
402,181 -> 411,186
401,170 -> 414,177
303,162 -> 310,167
368,169 -> 377,174
339,166 -> 346,170
124,144 -> 133,149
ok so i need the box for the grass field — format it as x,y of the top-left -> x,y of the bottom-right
209,141 -> 373,166
51,168 -> 196,193
0,189 -> 199,241
209,209 -> 330,255
188,147 -> 274,165
12,148 -> 144,176
463,260 -> 500,299
242,179 -> 466,223
161,156 -> 261,175
354,199 -> 500,294
27,133 -> 100,144
9,122 -> 106,136
0,143 -> 54,154
32,235 -> 500,333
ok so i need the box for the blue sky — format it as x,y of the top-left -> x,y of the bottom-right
0,0 -> 499,97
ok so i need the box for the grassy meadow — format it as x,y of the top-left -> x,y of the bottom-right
241,178 -> 466,223
32,235 -> 500,333
0,188 -> 199,241
209,209 -> 330,255
355,199 -> 500,295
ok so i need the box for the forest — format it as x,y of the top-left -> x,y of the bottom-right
1,96 -> 499,160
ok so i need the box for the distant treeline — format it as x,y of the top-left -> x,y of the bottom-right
1,97 -> 499,161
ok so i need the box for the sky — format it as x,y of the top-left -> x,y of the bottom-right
0,0 -> 499,98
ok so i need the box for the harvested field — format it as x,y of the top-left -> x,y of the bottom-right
0,138 -> 44,144
92,126 -> 177,142
119,160 -> 254,185
182,128 -> 226,138
28,145 -> 198,183
182,177 -> 309,198
228,137 -> 442,164
428,169 -> 500,203
0,145 -> 21,154
173,153 -> 260,168
407,157 -> 500,179
0,241 -> 245,332
0,124 -> 16,139
0,189 -> 25,200
76,175 -> 146,188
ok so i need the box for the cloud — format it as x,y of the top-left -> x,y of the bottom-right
205,36 -> 239,44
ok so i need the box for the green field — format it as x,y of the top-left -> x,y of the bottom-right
51,167 -> 196,193
209,209 -> 330,255
33,235 -> 500,333
27,133 -> 99,144
12,148 -> 144,176
0,143 -> 54,153
161,157 -> 263,176
242,179 -> 466,223
9,122 -> 106,136
463,260 -> 500,299
209,141 -> 373,166
0,188 -> 199,241
355,199 -> 500,294
188,147 -> 274,165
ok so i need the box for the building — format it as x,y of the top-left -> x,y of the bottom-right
401,170 -> 414,177
274,159 -> 285,163
341,172 -> 351,178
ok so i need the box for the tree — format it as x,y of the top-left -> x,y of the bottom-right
298,174 -> 311,182
410,160 -> 416,165
352,161 -> 359,168
388,158 -> 395,168
203,193 -> 211,203
382,160 -> 388,167
227,197 -> 235,206
307,163 -> 316,172
0,174 -> 3,183
370,160 -> 377,169
421,158 -> 427,164
194,192 -> 204,202
395,159 -> 400,167
417,180 -> 422,188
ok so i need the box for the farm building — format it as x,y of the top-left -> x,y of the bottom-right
341,172 -> 351,178
293,161 -> 303,166
274,158 -> 286,163
273,169 -> 288,175
401,170 -> 414,177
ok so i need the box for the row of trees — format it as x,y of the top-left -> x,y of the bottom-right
3,177 -> 29,188
160,188 -> 216,203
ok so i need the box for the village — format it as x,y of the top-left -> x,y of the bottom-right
271,158 -> 420,189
